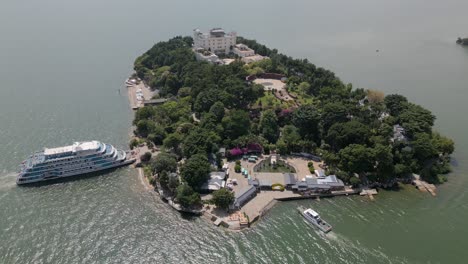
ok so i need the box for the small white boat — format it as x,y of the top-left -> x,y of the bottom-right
298,206 -> 332,233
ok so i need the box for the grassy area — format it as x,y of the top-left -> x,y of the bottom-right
254,92 -> 294,109
255,159 -> 296,173
288,86 -> 315,106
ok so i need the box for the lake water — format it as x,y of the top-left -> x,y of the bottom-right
1,0 -> 468,263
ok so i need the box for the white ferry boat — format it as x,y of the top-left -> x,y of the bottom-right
17,141 -> 135,185
298,206 -> 332,233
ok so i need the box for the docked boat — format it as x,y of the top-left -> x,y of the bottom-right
17,141 -> 135,185
297,206 -> 332,233
125,78 -> 137,87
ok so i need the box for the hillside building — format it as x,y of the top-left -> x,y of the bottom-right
193,28 -> 237,54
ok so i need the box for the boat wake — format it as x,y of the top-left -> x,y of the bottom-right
323,232 -> 409,264
0,172 -> 17,190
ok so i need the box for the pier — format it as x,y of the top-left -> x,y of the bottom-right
360,189 -> 378,201
412,174 -> 437,196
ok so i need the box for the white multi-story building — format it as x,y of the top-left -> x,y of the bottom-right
193,28 -> 237,54
232,44 -> 255,57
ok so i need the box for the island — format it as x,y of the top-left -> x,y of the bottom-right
456,37 -> 468,45
126,28 -> 455,230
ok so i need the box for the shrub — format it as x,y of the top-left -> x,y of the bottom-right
140,152 -> 152,163
235,160 -> 241,166
129,138 -> 139,150
149,176 -> 156,186
235,164 -> 241,173
271,183 -> 285,191
349,176 -> 361,187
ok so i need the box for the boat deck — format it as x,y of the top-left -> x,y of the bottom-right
297,206 -> 332,233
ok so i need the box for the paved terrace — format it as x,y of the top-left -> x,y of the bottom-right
253,78 -> 294,102
226,156 -> 311,223
127,82 -> 155,110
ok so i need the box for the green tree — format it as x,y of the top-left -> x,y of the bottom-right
384,94 -> 408,116
297,82 -> 311,93
134,106 -> 156,123
321,102 -> 349,131
136,120 -> 156,138
276,140 -> 288,155
211,188 -> 235,210
373,144 -> 394,182
209,101 -> 226,122
349,176 -> 361,187
163,133 -> 183,155
412,133 -> 437,162
182,128 -> 220,157
177,87 -> 191,97
339,144 -> 375,174
180,154 -> 211,189
176,184 -> 201,207
260,109 -> 279,143
222,110 -> 250,141
432,133 -> 455,155
325,121 -> 371,150
140,152 -> 152,163
394,163 -> 410,177
151,152 -> 178,174
168,175 -> 180,193
399,103 -> 435,137
292,104 -> 320,140
147,125 -> 166,145
159,171 -> 169,188
281,125 -> 301,152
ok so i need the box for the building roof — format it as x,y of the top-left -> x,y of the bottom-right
201,172 -> 227,191
283,173 -> 297,185
234,186 -> 257,208
292,174 -> 344,190
143,99 -> 168,105
259,179 -> 272,187
315,169 -> 326,178
210,171 -> 226,179
248,179 -> 259,186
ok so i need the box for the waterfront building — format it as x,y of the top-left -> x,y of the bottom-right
291,175 -> 345,192
231,185 -> 257,209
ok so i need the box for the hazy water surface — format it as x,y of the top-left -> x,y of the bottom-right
1,0 -> 468,263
